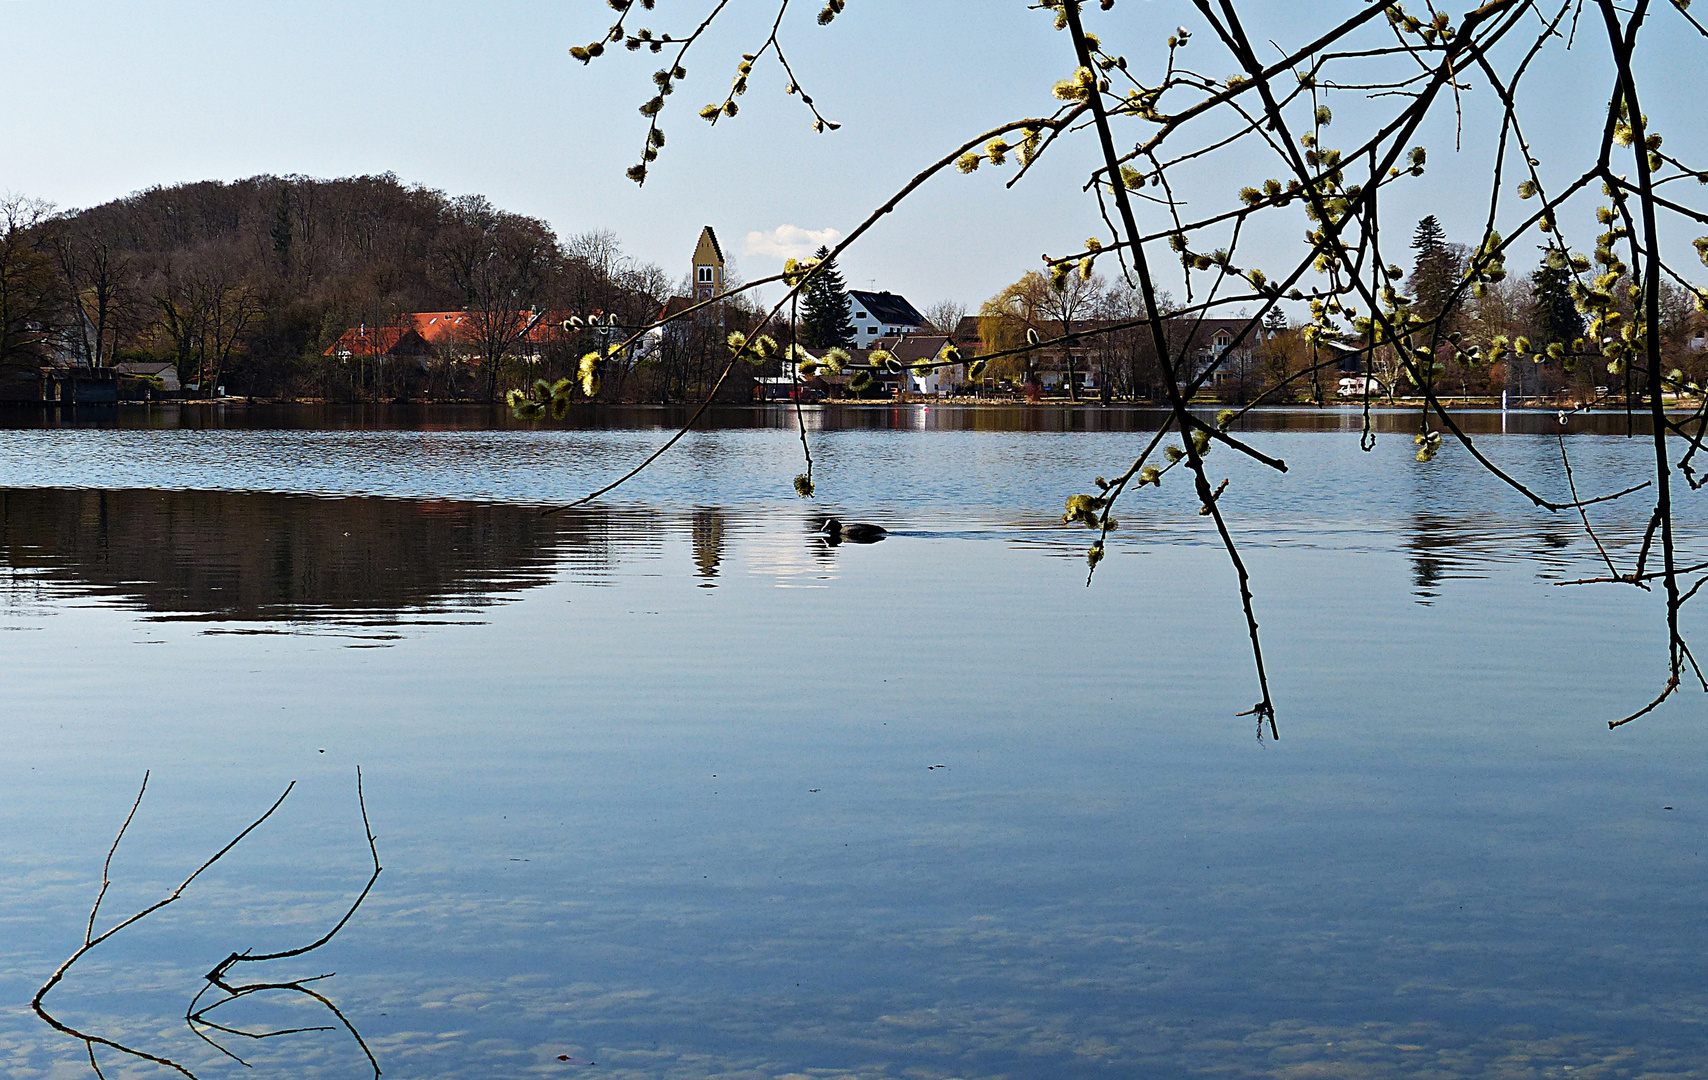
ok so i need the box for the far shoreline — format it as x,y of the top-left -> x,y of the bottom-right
49,395 -> 1707,414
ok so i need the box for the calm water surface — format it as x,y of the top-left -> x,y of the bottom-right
0,405 -> 1703,1079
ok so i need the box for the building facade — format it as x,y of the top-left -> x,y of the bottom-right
693,226 -> 726,300
847,291 -> 925,344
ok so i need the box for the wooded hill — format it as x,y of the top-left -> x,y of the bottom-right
2,174 -> 747,401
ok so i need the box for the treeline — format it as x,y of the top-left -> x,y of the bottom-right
1364,215 -> 1705,403
970,214 -> 1708,405
0,176 -> 749,401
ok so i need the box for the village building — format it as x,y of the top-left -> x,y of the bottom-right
949,314 -> 1271,397
657,226 -> 735,333
859,333 -> 961,396
692,226 -> 726,300
847,290 -> 925,343
113,361 -> 182,394
324,311 -> 575,370
325,324 -> 433,365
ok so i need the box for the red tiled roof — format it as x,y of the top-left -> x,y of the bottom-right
324,325 -> 419,358
327,311 -> 577,356
407,312 -> 472,345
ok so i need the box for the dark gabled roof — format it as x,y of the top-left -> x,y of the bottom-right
113,361 -> 178,375
865,334 -> 955,363
701,226 -> 723,261
847,290 -> 925,327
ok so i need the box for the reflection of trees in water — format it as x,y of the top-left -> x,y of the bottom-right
1411,553 -> 1446,602
692,508 -> 725,586
1405,508 -> 1584,603
3,402 -> 1684,441
0,489 -> 622,622
1407,512 -> 1499,604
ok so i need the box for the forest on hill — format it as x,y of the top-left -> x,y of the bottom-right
0,175 -> 749,401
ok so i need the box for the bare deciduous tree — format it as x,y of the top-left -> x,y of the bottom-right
0,195 -> 62,367
52,227 -> 136,369
435,196 -> 561,402
923,298 -> 968,337
148,247 -> 263,394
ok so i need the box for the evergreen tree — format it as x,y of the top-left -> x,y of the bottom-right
1530,247 -> 1584,347
1408,215 -> 1463,325
800,246 -> 855,349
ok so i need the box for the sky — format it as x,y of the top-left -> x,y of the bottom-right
5,1 -> 1705,313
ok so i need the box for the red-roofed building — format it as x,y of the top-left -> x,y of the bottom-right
326,311 -> 578,365
325,324 -> 432,363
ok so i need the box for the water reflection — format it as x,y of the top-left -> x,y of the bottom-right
0,488 -> 619,624
1406,513 -> 1476,604
691,508 -> 726,587
0,481 -> 1669,622
1401,511 -> 1600,603
32,772 -> 382,1080
0,401 -> 1682,436
0,490 -> 882,615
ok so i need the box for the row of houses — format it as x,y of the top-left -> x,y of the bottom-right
316,226 -> 1288,402
757,316 -> 1277,401
684,227 -> 1278,399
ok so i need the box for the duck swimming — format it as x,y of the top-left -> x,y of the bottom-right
821,517 -> 887,544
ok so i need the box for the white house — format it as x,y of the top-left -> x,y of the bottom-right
114,361 -> 182,392
865,334 -> 960,396
847,290 -> 926,343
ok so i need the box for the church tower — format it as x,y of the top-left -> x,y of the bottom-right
692,226 -> 725,300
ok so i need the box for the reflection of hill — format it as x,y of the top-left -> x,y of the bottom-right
0,489 -> 612,622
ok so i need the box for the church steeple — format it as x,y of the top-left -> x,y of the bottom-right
692,226 -> 725,300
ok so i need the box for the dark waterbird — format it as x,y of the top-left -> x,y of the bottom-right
821,518 -> 887,544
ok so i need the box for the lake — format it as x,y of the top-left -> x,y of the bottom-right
0,403 -> 1703,1080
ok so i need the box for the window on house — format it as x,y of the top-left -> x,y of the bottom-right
698,266 -> 714,283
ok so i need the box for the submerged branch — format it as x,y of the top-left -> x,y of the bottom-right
34,770 -> 382,1079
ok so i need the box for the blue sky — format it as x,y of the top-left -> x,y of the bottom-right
6,1 -> 1701,311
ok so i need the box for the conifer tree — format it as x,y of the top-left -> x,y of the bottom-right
1408,215 -> 1463,327
1530,247 -> 1584,349
800,246 -> 854,349
1412,214 -> 1446,253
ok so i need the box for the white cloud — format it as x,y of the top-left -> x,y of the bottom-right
742,224 -> 843,262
